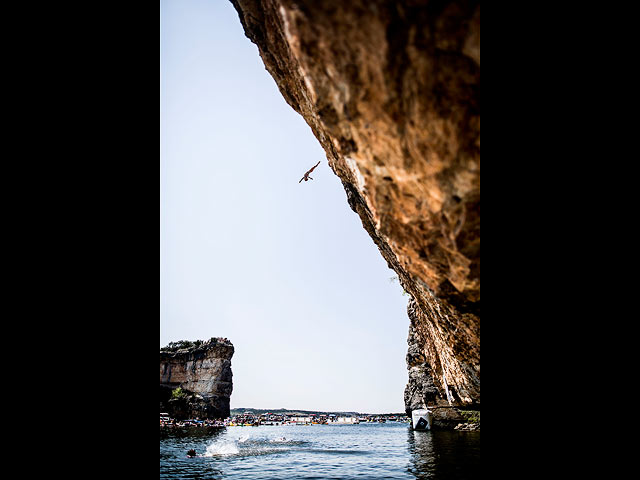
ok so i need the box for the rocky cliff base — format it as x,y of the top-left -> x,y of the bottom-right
430,406 -> 480,430
160,338 -> 234,419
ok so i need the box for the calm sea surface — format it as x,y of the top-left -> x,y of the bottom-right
160,422 -> 480,479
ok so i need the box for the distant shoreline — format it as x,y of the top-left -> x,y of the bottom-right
230,408 -> 408,417
161,411 -> 410,428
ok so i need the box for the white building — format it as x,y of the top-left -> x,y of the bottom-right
328,416 -> 358,424
290,416 -> 311,424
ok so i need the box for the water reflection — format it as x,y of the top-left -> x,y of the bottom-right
160,424 -> 479,479
407,429 -> 480,480
160,428 -> 226,480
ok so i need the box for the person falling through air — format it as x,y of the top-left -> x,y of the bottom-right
299,161 -> 321,183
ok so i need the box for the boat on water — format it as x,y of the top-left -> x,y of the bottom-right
411,408 -> 433,431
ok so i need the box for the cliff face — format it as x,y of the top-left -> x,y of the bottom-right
229,0 -> 479,410
160,338 -> 234,419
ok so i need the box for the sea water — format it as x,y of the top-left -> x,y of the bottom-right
160,422 -> 480,479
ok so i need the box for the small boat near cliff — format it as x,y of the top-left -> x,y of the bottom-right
411,408 -> 433,430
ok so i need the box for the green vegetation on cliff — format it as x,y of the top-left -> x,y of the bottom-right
162,340 -> 204,352
160,337 -> 232,353
458,410 -> 480,423
171,387 -> 187,400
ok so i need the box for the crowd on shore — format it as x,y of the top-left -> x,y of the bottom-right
160,412 -> 409,428
160,416 -> 226,428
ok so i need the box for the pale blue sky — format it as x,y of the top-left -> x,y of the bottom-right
160,0 -> 409,413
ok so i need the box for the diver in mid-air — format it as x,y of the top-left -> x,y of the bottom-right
299,161 -> 321,183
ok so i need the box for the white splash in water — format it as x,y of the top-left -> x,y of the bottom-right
204,440 -> 239,456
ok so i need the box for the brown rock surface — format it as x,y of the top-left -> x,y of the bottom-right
160,338 -> 234,418
230,0 -> 479,409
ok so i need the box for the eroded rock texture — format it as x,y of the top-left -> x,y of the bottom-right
230,0 -> 479,410
159,338 -> 234,418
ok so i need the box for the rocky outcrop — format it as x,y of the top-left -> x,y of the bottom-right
404,299 -> 439,412
159,338 -> 234,419
455,422 -> 480,431
229,0 -> 480,411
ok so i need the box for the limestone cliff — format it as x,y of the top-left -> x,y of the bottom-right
229,0 -> 480,411
159,338 -> 234,419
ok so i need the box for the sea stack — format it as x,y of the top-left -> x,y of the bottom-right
160,338 -> 234,419
229,0 -> 480,415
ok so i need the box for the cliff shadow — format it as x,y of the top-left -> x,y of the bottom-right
406,429 -> 480,479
